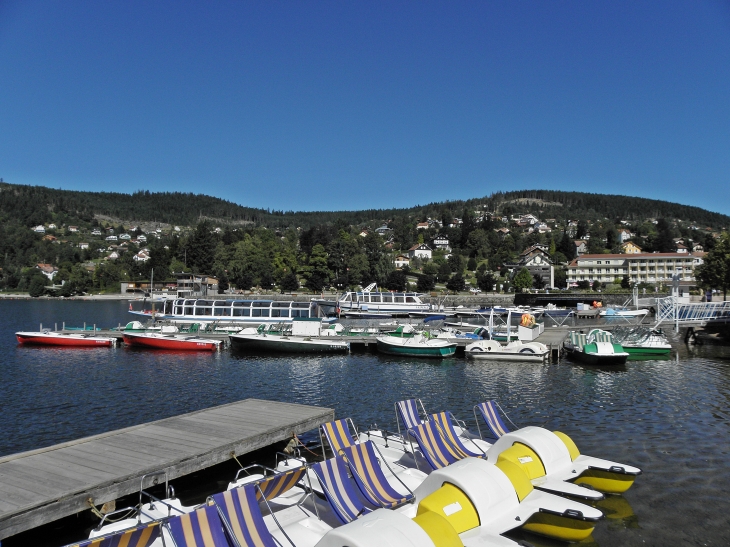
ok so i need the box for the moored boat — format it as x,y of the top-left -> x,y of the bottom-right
465,339 -> 549,362
611,326 -> 672,356
16,331 -> 115,347
564,329 -> 629,365
230,317 -> 349,353
376,333 -> 456,358
315,283 -> 432,317
122,332 -> 222,351
230,328 -> 349,353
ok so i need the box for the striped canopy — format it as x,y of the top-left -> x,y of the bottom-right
167,504 -> 231,547
210,485 -> 277,547
255,465 -> 306,501
430,412 -> 485,458
475,401 -> 511,439
69,523 -> 160,547
311,456 -> 370,525
321,419 -> 356,456
409,420 -> 471,470
339,441 -> 413,509
396,399 -> 424,431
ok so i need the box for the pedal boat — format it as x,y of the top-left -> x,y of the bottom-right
464,339 -> 549,362
15,331 -> 115,347
316,457 -> 603,546
564,329 -> 629,365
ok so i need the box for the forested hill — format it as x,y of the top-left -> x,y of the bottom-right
1,182 -> 728,229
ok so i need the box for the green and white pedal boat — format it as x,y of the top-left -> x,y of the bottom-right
376,333 -> 457,358
564,329 -> 629,365
611,327 -> 672,357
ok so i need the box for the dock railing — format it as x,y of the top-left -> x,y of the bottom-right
654,296 -> 730,330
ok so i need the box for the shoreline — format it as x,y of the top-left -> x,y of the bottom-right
0,293 -> 138,301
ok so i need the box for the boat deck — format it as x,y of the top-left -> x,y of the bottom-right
0,398 -> 333,541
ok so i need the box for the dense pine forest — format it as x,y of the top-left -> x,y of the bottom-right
0,182 -> 727,296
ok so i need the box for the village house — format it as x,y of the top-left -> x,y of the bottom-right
431,234 -> 451,251
133,250 -> 151,262
47,223 -> 57,229
79,242 -> 89,249
36,263 -> 58,280
33,225 -> 45,233
416,222 -> 429,230
91,228 -> 102,236
375,225 -> 392,236
618,229 -> 633,243
504,245 -> 555,288
407,243 -> 432,260
43,234 -> 57,242
394,255 -> 410,269
68,226 -> 79,233
621,241 -> 642,254
676,243 -> 688,254
574,240 -> 588,256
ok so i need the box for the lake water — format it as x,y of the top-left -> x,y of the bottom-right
1,299 -> 729,546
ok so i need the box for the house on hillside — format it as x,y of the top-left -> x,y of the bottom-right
574,240 -> 588,256
33,225 -> 45,233
36,263 -> 58,280
416,222 -> 429,230
432,234 -> 451,251
503,245 -> 554,288
621,241 -> 642,254
676,243 -> 688,254
407,243 -> 432,260
79,242 -> 89,250
375,225 -> 392,236
394,255 -> 410,269
68,226 -> 79,233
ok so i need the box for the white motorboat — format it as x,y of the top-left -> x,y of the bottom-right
465,339 -> 549,362
376,333 -> 457,358
315,283 -> 432,316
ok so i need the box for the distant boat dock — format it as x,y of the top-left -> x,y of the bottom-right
0,399 -> 333,541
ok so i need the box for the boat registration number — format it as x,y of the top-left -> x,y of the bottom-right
518,456 -> 533,464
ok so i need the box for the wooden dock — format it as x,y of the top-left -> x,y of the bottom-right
0,399 -> 333,541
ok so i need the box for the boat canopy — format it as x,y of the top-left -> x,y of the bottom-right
169,298 -> 313,318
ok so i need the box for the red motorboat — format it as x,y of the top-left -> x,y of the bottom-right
16,331 -> 115,347
122,332 -> 222,351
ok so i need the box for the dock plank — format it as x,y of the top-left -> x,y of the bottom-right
0,398 -> 333,540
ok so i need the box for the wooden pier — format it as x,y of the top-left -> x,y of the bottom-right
0,399 -> 333,541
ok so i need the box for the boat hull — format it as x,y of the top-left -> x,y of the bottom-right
122,333 -> 221,351
229,334 -> 348,353
16,332 -> 114,347
375,338 -> 456,358
622,345 -> 671,355
566,348 -> 629,365
465,351 -> 546,362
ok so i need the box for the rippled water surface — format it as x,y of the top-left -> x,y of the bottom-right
2,300 -> 730,546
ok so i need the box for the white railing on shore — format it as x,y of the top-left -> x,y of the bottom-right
654,297 -> 730,329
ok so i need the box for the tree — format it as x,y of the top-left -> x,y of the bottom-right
417,274 -> 435,293
695,233 -> 730,300
576,280 -> 591,290
513,268 -> 533,292
280,271 -> 299,292
576,220 -> 589,240
28,276 -> 46,297
592,280 -> 603,291
476,271 -> 495,292
621,275 -> 631,289
654,218 -> 676,253
532,274 -> 545,289
446,273 -> 466,293
384,270 -> 407,292
437,262 -> 452,283
467,257 -> 478,271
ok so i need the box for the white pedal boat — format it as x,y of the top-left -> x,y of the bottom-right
464,339 -> 549,362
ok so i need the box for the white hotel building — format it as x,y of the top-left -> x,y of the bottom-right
566,252 -> 705,287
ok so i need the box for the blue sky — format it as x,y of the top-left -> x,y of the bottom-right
1,1 -> 729,214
